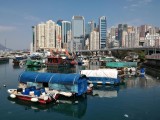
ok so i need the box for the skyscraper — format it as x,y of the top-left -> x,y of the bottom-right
90,30 -> 99,50
86,20 -> 96,36
33,20 -> 61,51
99,16 -> 107,49
45,20 -> 56,48
62,21 -> 71,49
72,16 -> 85,51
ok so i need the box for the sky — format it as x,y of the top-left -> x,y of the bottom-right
0,0 -> 160,50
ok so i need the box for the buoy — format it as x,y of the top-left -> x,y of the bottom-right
75,101 -> 78,104
124,114 -> 129,118
43,96 -> 48,101
89,83 -> 94,88
10,94 -> 16,98
8,89 -> 17,94
3,85 -> 6,87
31,98 -> 38,102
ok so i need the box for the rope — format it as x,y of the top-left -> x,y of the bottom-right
49,74 -> 56,83
35,73 -> 40,82
18,71 -> 25,82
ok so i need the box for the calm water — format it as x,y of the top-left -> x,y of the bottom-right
1,60 -> 160,120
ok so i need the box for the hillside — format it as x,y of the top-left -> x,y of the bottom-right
0,43 -> 11,51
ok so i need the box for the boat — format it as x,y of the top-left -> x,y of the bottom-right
106,61 -> 137,68
76,56 -> 89,66
7,71 -> 88,104
25,55 -> 46,67
80,69 -> 120,85
99,56 -> 117,66
12,55 -> 25,66
0,56 -> 9,63
46,56 -> 70,69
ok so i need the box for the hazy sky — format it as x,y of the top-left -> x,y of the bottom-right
0,0 -> 159,50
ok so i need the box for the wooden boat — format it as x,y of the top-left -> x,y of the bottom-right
46,56 -> 71,69
7,71 -> 88,104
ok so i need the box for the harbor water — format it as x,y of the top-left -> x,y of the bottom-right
1,60 -> 160,120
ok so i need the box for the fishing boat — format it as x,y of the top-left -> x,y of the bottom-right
46,56 -> 70,69
80,69 -> 120,85
7,71 -> 88,104
25,55 -> 45,67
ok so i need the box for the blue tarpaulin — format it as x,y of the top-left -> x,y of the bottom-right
19,71 -> 85,84
18,71 -> 87,95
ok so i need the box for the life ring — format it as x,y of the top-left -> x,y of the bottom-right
8,89 -> 17,94
10,94 -> 16,98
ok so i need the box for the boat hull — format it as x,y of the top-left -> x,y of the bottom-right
13,94 -> 53,104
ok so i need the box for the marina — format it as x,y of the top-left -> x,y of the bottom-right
0,0 -> 160,120
0,59 -> 160,120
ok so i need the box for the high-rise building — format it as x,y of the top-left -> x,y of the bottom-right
122,31 -> 128,47
36,22 -> 46,49
86,20 -> 96,36
32,26 -> 36,52
99,16 -> 107,49
90,30 -> 99,50
57,19 -> 63,26
45,20 -> 56,48
33,20 -> 61,51
55,24 -> 62,49
71,16 -> 85,52
61,21 -> 71,49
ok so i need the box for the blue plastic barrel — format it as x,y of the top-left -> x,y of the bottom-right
34,90 -> 41,97
30,86 -> 36,91
23,88 -> 30,95
140,68 -> 145,74
40,88 -> 45,93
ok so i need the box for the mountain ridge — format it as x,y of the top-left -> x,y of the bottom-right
0,43 -> 12,51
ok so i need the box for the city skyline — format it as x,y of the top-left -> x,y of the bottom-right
0,0 -> 160,50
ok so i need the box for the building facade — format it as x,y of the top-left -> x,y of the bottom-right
33,20 -> 61,52
62,21 -> 71,49
71,16 -> 85,52
90,30 -> 99,50
99,16 -> 107,49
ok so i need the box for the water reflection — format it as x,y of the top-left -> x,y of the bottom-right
7,97 -> 87,118
124,75 -> 160,88
12,65 -> 22,69
90,85 -> 119,98
47,66 -> 76,73
25,66 -> 43,71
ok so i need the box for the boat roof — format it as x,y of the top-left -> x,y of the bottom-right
18,71 -> 86,84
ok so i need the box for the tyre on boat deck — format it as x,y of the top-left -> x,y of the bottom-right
17,88 -> 23,92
